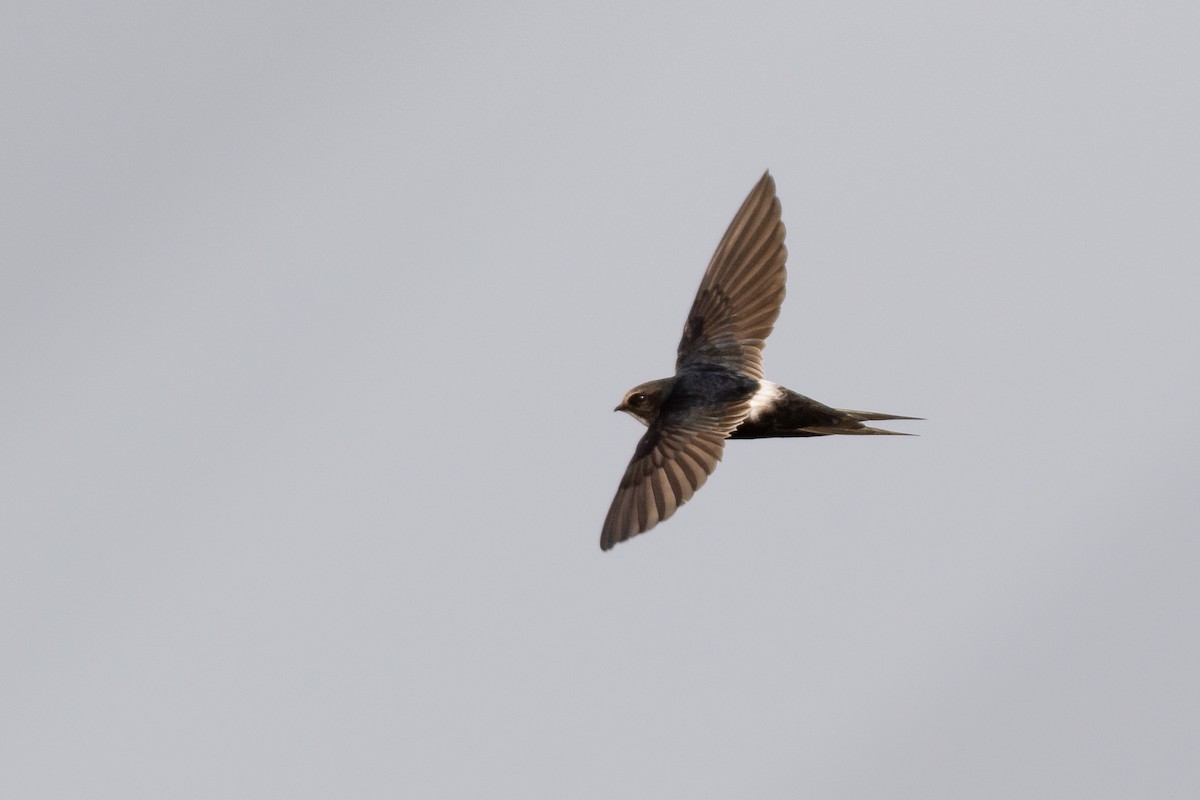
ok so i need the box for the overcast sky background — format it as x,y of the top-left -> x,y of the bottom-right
4,2 -> 1199,798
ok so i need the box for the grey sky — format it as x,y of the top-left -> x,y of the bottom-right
3,2 -> 1198,797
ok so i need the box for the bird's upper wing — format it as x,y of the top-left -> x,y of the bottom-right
600,397 -> 751,551
675,171 -> 788,381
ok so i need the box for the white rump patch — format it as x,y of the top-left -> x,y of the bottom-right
747,380 -> 785,420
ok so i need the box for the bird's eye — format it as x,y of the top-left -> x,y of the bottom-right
630,393 -> 647,406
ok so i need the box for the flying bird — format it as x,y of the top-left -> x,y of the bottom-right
601,171 -> 918,551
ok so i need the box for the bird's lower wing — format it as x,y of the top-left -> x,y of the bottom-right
600,401 -> 750,550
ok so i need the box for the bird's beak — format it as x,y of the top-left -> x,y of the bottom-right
613,404 -> 623,412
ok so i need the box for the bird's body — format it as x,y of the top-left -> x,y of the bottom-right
601,172 -> 917,551
732,381 -> 915,439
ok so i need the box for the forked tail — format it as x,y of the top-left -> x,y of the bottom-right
799,409 -> 922,436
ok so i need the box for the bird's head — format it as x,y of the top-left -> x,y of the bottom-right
614,378 -> 674,427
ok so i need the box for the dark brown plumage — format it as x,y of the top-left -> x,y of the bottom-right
601,172 -> 917,551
